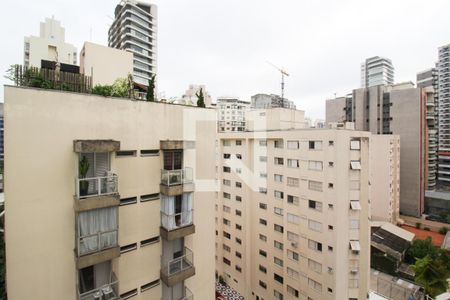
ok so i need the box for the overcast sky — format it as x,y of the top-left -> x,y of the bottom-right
1,0 -> 450,119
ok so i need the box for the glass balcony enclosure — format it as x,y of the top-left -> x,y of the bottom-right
78,261 -> 119,300
77,207 -> 118,256
161,194 -> 193,231
161,247 -> 194,278
161,168 -> 193,186
77,152 -> 118,199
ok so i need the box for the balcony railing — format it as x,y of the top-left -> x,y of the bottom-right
76,174 -> 118,199
161,168 -> 193,186
180,287 -> 193,300
79,272 -> 119,300
161,210 -> 193,231
161,247 -> 194,278
78,229 -> 118,256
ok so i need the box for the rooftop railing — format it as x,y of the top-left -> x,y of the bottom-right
161,168 -> 193,186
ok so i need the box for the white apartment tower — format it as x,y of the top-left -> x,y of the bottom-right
109,0 -> 157,86
360,56 -> 394,88
24,17 -> 77,68
438,44 -> 450,183
217,97 -> 250,132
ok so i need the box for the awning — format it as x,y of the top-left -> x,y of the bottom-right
350,161 -> 361,170
350,240 -> 361,251
350,201 -> 361,210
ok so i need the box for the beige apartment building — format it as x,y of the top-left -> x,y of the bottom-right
4,86 -> 216,300
215,110 -> 373,300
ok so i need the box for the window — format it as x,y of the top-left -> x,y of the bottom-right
308,180 -> 323,192
259,187 -> 267,194
274,257 -> 283,267
235,265 -> 242,273
259,265 -> 267,273
259,203 -> 267,210
235,181 -> 242,188
274,190 -> 284,199
223,244 -> 231,252
223,166 -> 231,173
259,280 -> 267,289
287,249 -> 299,261
236,237 -> 242,244
235,224 -> 242,230
328,225 -> 334,230
223,140 -> 231,146
236,154 -> 242,159
287,159 -> 299,168
235,195 -> 242,202
349,219 -> 360,229
308,239 -> 322,252
274,157 -> 284,165
308,160 -> 323,171
350,140 -> 361,150
223,231 -> 231,239
140,193 -> 159,202
120,243 -> 137,254
140,149 -> 159,156
308,278 -> 322,292
140,279 -> 160,292
328,246 -> 333,252
259,156 -> 267,162
260,172 -> 267,178
223,218 -> 231,226
235,210 -> 242,216
308,200 -> 322,211
328,203 -> 334,209
140,236 -> 159,247
349,240 -> 361,253
274,240 -> 283,250
287,231 -> 299,242
274,290 -> 283,300
116,150 -> 137,157
349,180 -> 360,190
236,140 -> 242,146
223,153 -> 231,159
223,257 -> 231,266
274,207 -> 284,216
163,150 -> 183,170
287,177 -> 299,187
259,234 -> 267,242
223,179 -> 231,186
308,259 -> 322,273
350,201 -> 361,210
287,285 -> 299,298
120,289 -> 138,299
236,168 -> 241,174
259,249 -> 267,257
259,218 -> 267,226
274,273 -> 284,284
287,195 -> 299,205
329,161 -> 334,167
327,287 -> 333,294
287,267 -> 299,279
308,220 -> 322,232
309,141 -> 323,150
329,140 -> 334,146
223,205 -> 231,213
120,197 -> 137,206
350,161 -> 361,170
287,140 -> 299,149
274,174 -> 283,182
223,192 -> 231,199
328,182 -> 334,188
274,224 -> 284,233
274,140 -> 284,148
259,140 -> 267,146
287,213 -> 300,224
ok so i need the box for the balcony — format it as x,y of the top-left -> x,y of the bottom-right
161,247 -> 195,287
160,210 -> 195,241
160,168 -> 194,196
75,174 -> 120,212
180,287 -> 193,300
78,272 -> 119,300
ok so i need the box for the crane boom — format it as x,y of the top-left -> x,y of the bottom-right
266,61 -> 289,101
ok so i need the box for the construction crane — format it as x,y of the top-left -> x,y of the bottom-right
267,61 -> 290,101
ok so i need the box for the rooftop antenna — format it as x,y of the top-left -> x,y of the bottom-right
266,61 -> 289,101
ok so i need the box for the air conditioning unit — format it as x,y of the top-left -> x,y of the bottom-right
291,242 -> 298,248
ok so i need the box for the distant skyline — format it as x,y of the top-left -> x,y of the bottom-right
1,0 -> 450,119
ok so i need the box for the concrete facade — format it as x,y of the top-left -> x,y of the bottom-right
215,110 -> 372,300
251,94 -> 296,110
80,42 -> 133,86
326,83 -> 428,217
360,56 -> 394,88
24,17 -> 77,68
4,86 -> 216,300
217,97 -> 250,132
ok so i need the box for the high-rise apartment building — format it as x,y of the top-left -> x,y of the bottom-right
215,109 -> 376,300
4,86 -> 216,300
326,83 -> 432,217
360,56 -> 394,88
109,0 -> 157,86
217,97 -> 250,132
437,44 -> 450,183
24,17 -> 77,68
251,94 -> 296,110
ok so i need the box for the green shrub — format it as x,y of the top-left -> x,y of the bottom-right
439,227 -> 449,235
415,222 -> 422,229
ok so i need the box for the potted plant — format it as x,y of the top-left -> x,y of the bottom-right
79,156 -> 90,196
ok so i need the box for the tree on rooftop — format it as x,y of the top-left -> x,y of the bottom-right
196,88 -> 205,107
146,75 -> 156,102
